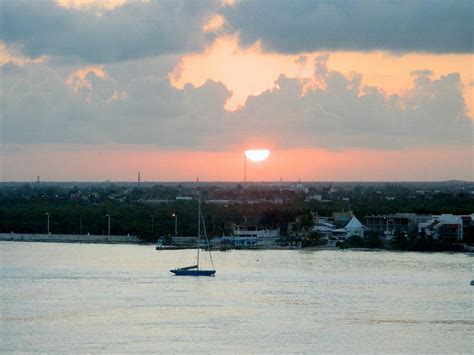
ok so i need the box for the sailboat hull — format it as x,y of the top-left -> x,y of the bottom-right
170,269 -> 216,276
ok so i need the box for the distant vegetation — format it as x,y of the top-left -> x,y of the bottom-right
0,182 -> 472,250
337,232 -> 464,252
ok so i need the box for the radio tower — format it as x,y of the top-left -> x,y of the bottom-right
244,154 -> 247,182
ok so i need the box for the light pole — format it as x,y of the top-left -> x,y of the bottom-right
151,215 -> 154,233
384,216 -> 391,240
106,214 -> 111,236
46,212 -> 50,234
172,213 -> 178,235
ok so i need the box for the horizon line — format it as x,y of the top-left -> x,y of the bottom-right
1,180 -> 472,184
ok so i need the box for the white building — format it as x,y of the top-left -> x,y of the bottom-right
313,219 -> 339,247
310,215 -> 365,246
231,225 -> 280,248
331,216 -> 365,240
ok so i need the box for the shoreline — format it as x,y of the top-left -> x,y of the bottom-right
0,233 -> 144,245
1,238 -> 472,254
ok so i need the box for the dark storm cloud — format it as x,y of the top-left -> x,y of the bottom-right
2,0 -> 472,65
221,0 -> 473,54
0,0 -> 219,63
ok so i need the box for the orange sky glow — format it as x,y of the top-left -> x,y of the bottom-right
2,145 -> 472,182
170,36 -> 474,116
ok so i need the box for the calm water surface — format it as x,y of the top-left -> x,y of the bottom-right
1,242 -> 472,353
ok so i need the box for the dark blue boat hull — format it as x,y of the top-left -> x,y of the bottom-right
170,269 -> 216,276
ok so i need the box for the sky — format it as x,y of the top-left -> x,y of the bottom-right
0,0 -> 473,181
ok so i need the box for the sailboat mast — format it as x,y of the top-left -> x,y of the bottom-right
197,194 -> 201,270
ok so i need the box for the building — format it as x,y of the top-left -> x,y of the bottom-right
289,211 -> 365,246
293,182 -> 309,193
331,216 -> 365,240
305,194 -> 322,202
230,225 -> 280,248
332,211 -> 354,227
418,214 -> 463,240
307,214 -> 365,246
365,213 -> 431,240
459,214 -> 474,243
313,218 -> 338,246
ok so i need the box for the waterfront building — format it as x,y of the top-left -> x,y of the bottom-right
231,225 -> 280,247
365,213 -> 431,239
459,214 -> 474,243
313,219 -> 338,246
418,214 -> 464,240
331,216 -> 365,240
332,211 -> 354,227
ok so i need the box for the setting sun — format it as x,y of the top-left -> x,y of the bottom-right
245,149 -> 270,162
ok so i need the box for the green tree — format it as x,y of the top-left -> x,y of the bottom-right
366,232 -> 383,249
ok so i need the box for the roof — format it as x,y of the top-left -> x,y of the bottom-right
315,225 -> 334,232
437,214 -> 462,225
318,222 -> 336,228
345,216 -> 364,230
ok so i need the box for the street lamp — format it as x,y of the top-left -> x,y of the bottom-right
106,214 -> 111,236
172,213 -> 178,235
46,212 -> 50,234
151,215 -> 154,233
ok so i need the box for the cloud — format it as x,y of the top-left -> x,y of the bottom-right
0,42 -> 47,66
56,0 -> 128,11
2,0 -> 472,69
202,14 -> 225,33
221,0 -> 473,54
410,69 -> 433,77
1,57 -> 471,151
0,0 -> 220,63
0,58 -> 232,147
66,66 -> 107,92
234,62 -> 472,149
3,0 -> 471,67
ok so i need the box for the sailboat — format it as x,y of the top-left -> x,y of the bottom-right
170,195 -> 216,276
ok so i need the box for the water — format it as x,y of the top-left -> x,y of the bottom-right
1,242 -> 472,353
